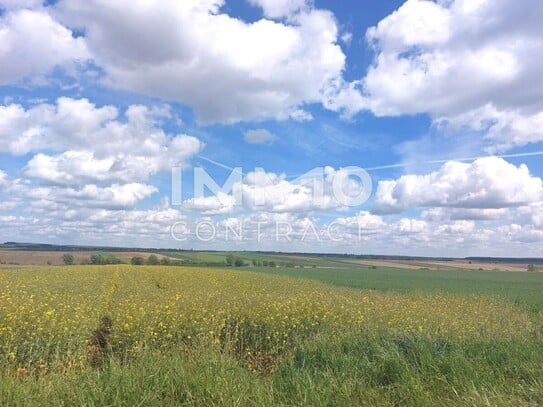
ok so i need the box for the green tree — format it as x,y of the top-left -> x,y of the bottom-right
90,254 -> 103,265
528,264 -> 537,272
234,257 -> 245,267
62,253 -> 74,265
225,254 -> 235,266
147,255 -> 160,265
160,257 -> 171,265
131,256 -> 145,265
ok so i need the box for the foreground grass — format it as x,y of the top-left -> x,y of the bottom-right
1,334 -> 542,406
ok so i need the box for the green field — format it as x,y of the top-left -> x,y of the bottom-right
250,265 -> 543,312
1,264 -> 542,406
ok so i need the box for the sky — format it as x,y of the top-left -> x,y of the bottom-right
0,0 -> 542,257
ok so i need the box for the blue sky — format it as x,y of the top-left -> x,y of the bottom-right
0,0 -> 542,256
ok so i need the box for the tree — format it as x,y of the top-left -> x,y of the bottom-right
225,254 -> 235,266
160,257 -> 171,265
234,257 -> 245,267
90,253 -> 103,265
62,253 -> 74,265
131,256 -> 145,265
147,254 -> 160,265
528,264 -> 537,272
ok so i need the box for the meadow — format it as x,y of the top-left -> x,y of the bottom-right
0,264 -> 542,406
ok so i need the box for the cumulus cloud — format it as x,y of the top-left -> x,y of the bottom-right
54,0 -> 345,124
0,98 -> 203,184
0,7 -> 88,84
320,210 -> 543,256
437,105 -> 543,152
6,179 -> 157,210
374,157 -> 543,214
243,129 -> 278,145
354,0 -> 543,150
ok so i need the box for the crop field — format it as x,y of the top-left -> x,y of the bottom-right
1,265 -> 543,406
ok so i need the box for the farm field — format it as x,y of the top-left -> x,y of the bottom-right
1,265 -> 542,406
250,265 -> 543,311
0,250 -> 164,266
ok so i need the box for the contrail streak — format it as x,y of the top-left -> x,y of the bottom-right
365,151 -> 543,171
197,151 -> 543,176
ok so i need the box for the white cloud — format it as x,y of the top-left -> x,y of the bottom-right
340,32 -> 352,45
354,0 -> 543,150
6,179 -> 157,210
421,207 -> 510,222
243,128 -> 277,145
55,0 -> 346,123
0,7 -> 88,84
183,192 -> 237,215
65,183 -> 158,209
248,0 -> 308,18
0,169 -> 7,186
393,218 -> 428,234
374,157 -> 543,214
438,105 -> 543,152
318,210 -> 543,256
0,98 -> 203,184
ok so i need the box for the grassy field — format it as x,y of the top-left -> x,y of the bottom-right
250,265 -> 543,312
1,265 -> 542,405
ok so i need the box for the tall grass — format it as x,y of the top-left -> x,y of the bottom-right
1,334 -> 541,406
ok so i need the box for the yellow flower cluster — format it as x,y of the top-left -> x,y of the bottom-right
0,265 -> 534,370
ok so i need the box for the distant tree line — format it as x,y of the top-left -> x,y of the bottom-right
63,252 -> 124,266
62,253 -> 180,266
225,255 -> 298,268
130,255 -> 180,266
225,254 -> 246,267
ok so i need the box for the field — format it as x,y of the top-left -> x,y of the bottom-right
1,264 -> 543,405
0,250 -> 165,266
